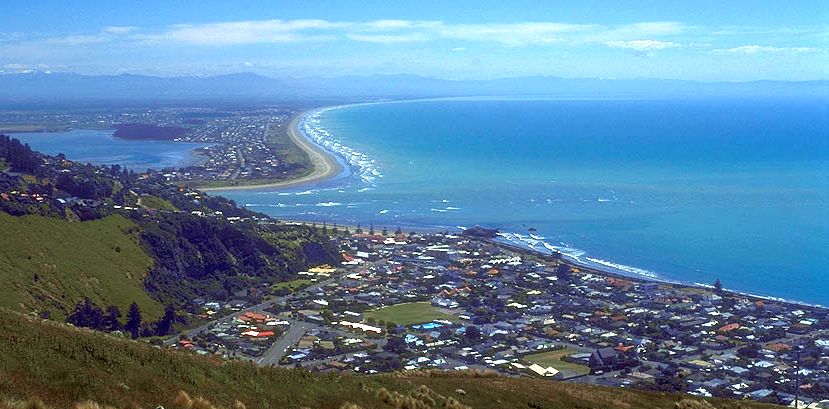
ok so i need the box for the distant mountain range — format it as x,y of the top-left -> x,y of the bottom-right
0,71 -> 826,107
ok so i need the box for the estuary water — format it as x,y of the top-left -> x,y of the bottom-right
13,129 -> 207,170
220,97 -> 829,305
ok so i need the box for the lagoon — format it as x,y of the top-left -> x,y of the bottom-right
13,129 -> 207,170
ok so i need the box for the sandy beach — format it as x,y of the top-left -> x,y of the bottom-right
201,111 -> 342,191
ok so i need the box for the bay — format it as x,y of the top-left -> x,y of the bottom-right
220,98 -> 829,305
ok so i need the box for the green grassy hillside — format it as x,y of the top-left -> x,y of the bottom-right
138,195 -> 178,211
0,213 -> 162,320
0,309 -> 777,409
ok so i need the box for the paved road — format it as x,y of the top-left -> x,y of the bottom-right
164,278 -> 336,348
163,299 -> 279,347
258,319 -> 315,366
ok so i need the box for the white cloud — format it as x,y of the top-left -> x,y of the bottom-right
103,26 -> 138,34
611,22 -> 685,37
360,19 -> 423,31
121,19 -> 662,47
346,32 -> 429,44
43,25 -> 138,46
434,22 -> 593,45
605,39 -> 680,51
134,19 -> 345,45
3,17 -> 824,71
715,45 -> 817,54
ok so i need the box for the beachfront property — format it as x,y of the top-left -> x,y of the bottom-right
168,226 -> 829,406
9,107 -> 824,405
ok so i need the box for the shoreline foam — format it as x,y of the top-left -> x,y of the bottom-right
212,98 -> 826,309
492,231 -> 826,310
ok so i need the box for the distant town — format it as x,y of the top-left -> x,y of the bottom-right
0,106 -> 313,187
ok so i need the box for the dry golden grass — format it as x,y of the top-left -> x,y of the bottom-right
170,392 -> 224,409
386,368 -> 500,379
172,392 -> 193,409
190,397 -> 214,409
371,385 -> 472,409
0,399 -> 49,409
675,400 -> 717,409
73,401 -> 116,409
0,308 -> 783,409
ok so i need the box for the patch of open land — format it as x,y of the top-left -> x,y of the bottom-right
524,347 -> 591,377
365,301 -> 458,326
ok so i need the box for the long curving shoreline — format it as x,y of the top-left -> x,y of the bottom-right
207,99 -> 828,309
201,110 -> 342,191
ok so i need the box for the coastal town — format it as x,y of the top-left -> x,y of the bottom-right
166,221 -> 829,407
2,110 -> 828,407
2,110 -> 829,407
0,106 -> 312,187
6,143 -> 826,406
2,3 -> 826,409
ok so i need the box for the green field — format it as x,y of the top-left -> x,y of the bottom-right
364,301 -> 456,326
0,213 -> 162,320
523,347 -> 591,377
138,194 -> 177,211
272,278 -> 313,291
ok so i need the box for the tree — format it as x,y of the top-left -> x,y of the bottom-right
105,305 -> 122,331
465,325 -> 482,341
713,278 -> 723,292
67,298 -> 104,330
155,304 -> 176,336
555,264 -> 572,282
383,336 -> 407,354
385,321 -> 397,333
125,302 -> 142,339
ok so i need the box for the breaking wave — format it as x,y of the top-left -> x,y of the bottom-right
301,109 -> 383,186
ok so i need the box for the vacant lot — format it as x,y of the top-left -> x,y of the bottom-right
272,278 -> 313,292
524,347 -> 591,377
139,194 -> 177,211
364,301 -> 456,326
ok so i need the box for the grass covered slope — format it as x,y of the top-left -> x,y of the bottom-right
0,309 -> 777,409
0,213 -> 162,320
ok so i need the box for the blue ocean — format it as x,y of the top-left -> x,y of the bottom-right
220,98 -> 829,306
13,129 -> 208,171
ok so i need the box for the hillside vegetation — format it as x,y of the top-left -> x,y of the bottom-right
0,212 -> 162,320
0,134 -> 338,320
0,309 -> 778,409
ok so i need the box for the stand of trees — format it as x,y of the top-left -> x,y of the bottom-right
67,298 -> 178,339
0,134 -> 45,176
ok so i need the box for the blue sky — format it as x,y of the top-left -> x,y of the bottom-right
2,0 -> 827,80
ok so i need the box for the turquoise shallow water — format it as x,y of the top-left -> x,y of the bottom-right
220,97 -> 829,306
13,129 -> 208,170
